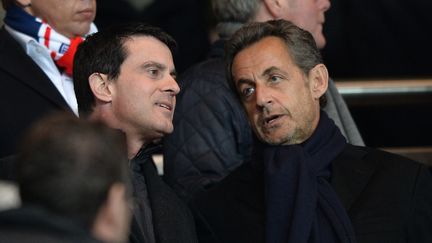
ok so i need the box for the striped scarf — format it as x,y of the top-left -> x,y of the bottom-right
4,6 -> 97,76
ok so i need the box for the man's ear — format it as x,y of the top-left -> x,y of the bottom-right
262,0 -> 285,19
89,73 -> 112,103
92,183 -> 130,243
308,64 -> 329,99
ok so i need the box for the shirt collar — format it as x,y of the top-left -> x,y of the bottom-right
4,24 -> 42,54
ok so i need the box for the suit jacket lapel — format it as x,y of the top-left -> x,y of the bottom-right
0,27 -> 70,110
142,161 -> 167,243
331,144 -> 376,211
143,160 -> 197,243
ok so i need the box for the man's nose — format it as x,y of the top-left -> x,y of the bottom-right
164,75 -> 180,96
255,85 -> 272,111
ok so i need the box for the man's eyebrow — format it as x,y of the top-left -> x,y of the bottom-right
236,78 -> 255,87
142,61 -> 166,70
262,66 -> 283,77
170,69 -> 177,78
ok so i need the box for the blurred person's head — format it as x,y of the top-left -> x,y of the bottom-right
2,0 -> 96,38
17,113 -> 131,243
73,23 -> 179,158
226,20 -> 328,145
212,0 -> 330,48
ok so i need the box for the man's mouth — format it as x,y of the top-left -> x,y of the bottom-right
156,102 -> 172,111
263,114 -> 283,126
77,9 -> 94,18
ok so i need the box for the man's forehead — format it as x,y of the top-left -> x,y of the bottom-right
122,36 -> 174,66
236,36 -> 289,57
124,35 -> 169,50
233,37 -> 294,70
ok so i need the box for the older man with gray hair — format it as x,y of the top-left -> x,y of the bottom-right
191,19 -> 432,243
163,0 -> 363,200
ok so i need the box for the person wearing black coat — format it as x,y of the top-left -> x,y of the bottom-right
73,23 -> 198,243
163,0 -> 364,201
0,27 -> 71,158
190,20 -> 432,243
0,0 -> 97,158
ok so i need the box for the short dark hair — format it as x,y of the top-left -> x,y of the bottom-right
225,20 -> 327,106
73,23 -> 177,117
17,113 -> 130,229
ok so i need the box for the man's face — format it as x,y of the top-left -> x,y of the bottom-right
280,0 -> 330,49
232,37 -> 321,145
109,36 -> 179,142
24,0 -> 96,37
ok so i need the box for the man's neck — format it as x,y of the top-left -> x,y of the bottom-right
89,107 -> 149,159
126,136 -> 149,160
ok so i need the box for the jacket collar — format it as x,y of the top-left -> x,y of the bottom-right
132,143 -> 162,165
331,144 -> 376,211
0,27 -> 70,111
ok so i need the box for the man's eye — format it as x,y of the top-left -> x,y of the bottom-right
171,74 -> 177,81
269,75 -> 281,82
241,87 -> 255,98
148,69 -> 159,76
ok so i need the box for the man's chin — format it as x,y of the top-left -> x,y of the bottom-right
160,124 -> 174,135
259,134 -> 288,146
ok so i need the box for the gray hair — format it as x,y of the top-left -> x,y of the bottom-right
211,0 -> 260,37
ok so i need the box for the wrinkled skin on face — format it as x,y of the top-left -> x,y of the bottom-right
232,37 -> 326,145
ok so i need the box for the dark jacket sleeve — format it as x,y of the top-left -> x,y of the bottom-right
407,163 -> 432,242
163,58 -> 253,200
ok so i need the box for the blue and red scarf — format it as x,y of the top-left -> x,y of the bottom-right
4,6 -> 96,76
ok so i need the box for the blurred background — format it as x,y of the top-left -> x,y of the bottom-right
2,0 -> 431,162
321,0 -> 432,161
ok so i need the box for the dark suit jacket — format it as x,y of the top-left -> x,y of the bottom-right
191,144 -> 432,243
141,161 -> 197,243
0,27 -> 71,158
129,145 -> 197,243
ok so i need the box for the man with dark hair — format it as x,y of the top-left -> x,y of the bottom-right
73,23 -> 197,243
191,20 -> 432,243
0,0 -> 97,158
163,0 -> 363,200
0,113 -> 131,243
